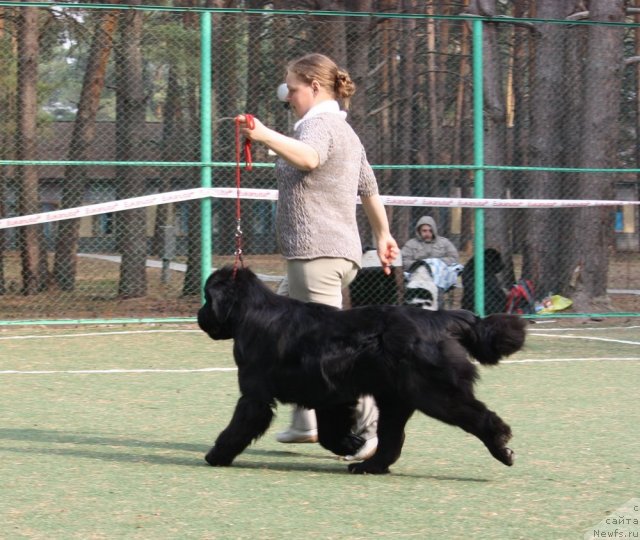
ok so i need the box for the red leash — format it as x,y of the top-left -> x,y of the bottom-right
233,114 -> 254,276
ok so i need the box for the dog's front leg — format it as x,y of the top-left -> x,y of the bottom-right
205,395 -> 273,467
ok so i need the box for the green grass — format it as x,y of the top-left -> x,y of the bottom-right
1,326 -> 639,539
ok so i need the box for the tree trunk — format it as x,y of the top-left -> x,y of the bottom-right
151,63 -> 180,258
178,3 -> 203,297
376,0 -> 396,200
455,0 -> 474,253
508,0 -> 532,278
53,10 -> 118,291
211,3 -> 242,255
558,9 -> 588,297
314,0 -> 347,64
522,0 -> 575,298
571,0 -> 625,311
344,0 -> 374,247
391,0 -> 416,248
245,0 -> 269,162
0,6 -> 9,294
345,0 -> 372,139
271,0 -> 291,137
16,3 -> 46,295
115,4 -> 148,298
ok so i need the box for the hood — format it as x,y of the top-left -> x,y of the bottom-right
415,215 -> 438,240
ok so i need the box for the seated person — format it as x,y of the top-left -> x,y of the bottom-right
461,247 -> 507,314
401,216 -> 463,306
401,215 -> 460,269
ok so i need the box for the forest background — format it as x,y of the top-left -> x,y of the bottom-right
0,0 -> 639,320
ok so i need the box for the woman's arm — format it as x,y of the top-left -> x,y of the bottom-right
237,115 -> 319,171
360,193 -> 399,275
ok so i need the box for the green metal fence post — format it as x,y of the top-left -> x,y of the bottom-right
200,11 -> 212,298
472,18 -> 485,317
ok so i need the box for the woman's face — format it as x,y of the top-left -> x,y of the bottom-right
284,71 -> 315,119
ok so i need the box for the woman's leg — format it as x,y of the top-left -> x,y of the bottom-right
278,258 -> 378,458
274,274 -> 318,442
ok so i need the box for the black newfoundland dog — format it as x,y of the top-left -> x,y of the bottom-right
198,266 -> 526,474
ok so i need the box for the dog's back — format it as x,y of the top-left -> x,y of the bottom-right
367,307 -> 526,367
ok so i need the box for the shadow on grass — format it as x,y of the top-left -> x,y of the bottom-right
233,457 -> 491,481
0,427 -> 491,481
0,427 -> 204,452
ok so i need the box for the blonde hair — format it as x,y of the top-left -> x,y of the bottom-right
287,53 -> 356,109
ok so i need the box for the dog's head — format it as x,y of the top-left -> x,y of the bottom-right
198,266 -> 257,340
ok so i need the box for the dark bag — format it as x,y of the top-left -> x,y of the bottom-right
505,278 -> 536,315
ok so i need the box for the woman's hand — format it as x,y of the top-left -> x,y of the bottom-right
360,194 -> 399,275
377,235 -> 400,275
236,114 -> 269,142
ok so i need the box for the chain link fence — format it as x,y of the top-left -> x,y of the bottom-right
0,4 -> 638,323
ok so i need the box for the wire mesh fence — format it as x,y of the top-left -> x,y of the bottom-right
0,3 -> 638,323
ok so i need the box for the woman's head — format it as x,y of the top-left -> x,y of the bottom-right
284,53 -> 356,116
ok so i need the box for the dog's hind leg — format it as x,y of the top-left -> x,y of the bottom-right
315,404 -> 365,456
348,398 -> 413,475
413,386 -> 514,466
205,395 -> 274,467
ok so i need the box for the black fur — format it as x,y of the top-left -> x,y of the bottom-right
198,266 -> 526,474
461,248 -> 507,315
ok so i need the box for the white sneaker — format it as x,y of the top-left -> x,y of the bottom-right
275,427 -> 318,444
344,436 -> 378,461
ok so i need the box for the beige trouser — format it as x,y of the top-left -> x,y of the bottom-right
279,257 -> 379,441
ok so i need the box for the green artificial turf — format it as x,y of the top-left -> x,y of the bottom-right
1,325 -> 638,539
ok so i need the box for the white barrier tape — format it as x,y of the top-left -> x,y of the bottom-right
0,188 -> 209,230
1,187 -> 638,230
378,195 -> 640,209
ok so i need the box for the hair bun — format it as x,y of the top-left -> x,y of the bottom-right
335,69 -> 356,99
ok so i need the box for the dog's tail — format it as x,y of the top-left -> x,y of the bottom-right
453,312 -> 527,365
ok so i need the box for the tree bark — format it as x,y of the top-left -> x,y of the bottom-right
391,0 -> 416,248
522,0 -> 575,297
345,0 -> 372,139
571,0 -> 625,311
16,3 -> 46,295
53,9 -> 118,291
344,0 -> 374,248
508,0 -> 532,279
313,0 -> 347,65
115,3 -> 148,298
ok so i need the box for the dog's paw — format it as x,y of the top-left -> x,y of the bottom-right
501,447 -> 515,466
347,461 -> 390,475
489,445 -> 515,467
204,447 -> 233,467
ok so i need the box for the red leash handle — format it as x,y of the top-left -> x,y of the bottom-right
233,114 -> 255,275
237,114 -> 254,171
